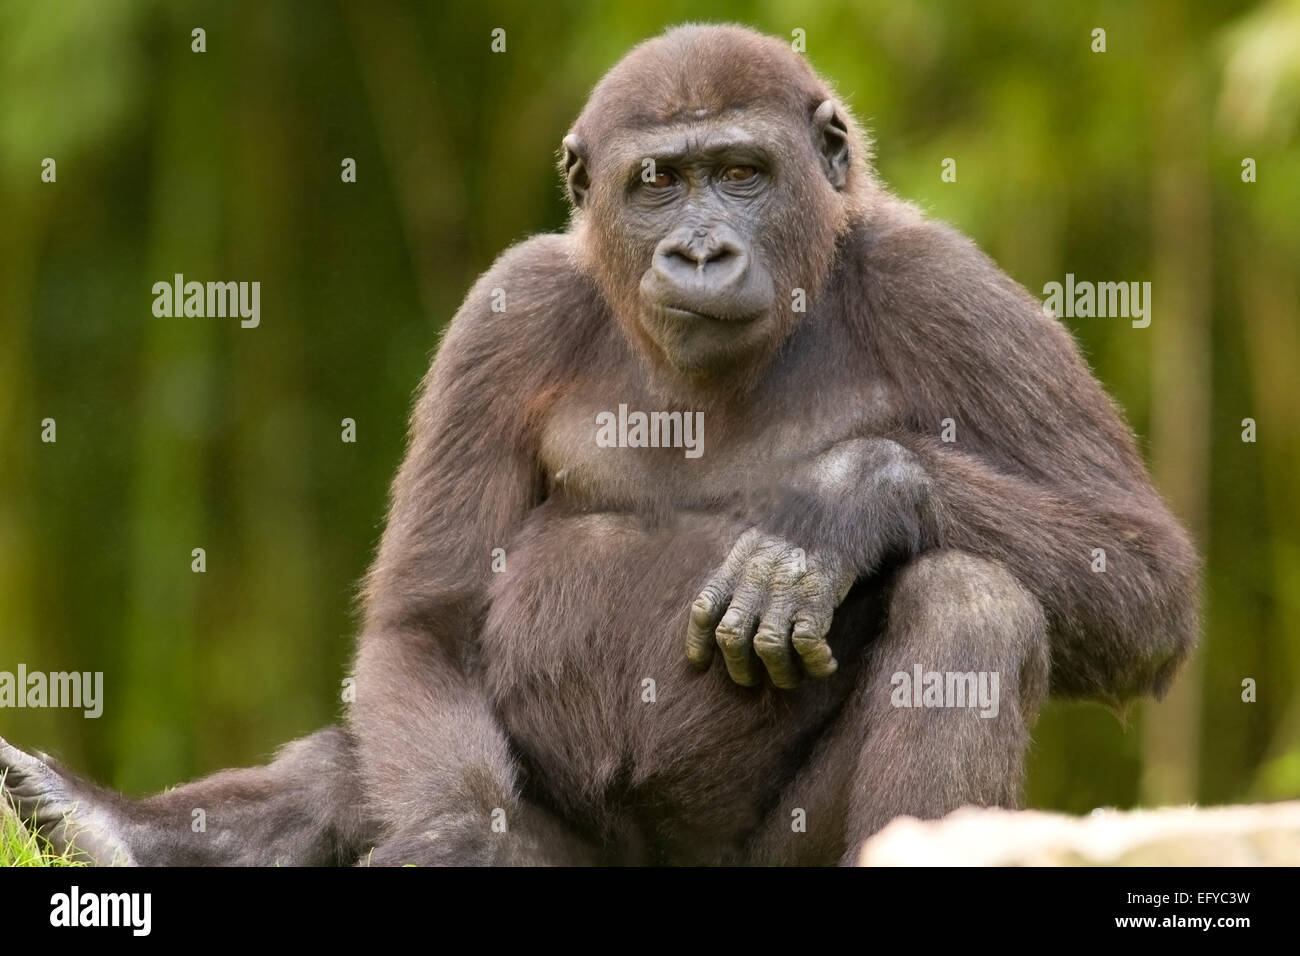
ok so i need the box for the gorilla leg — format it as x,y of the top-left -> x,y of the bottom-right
366,801 -> 599,866
746,550 -> 1049,865
1,726 -> 371,866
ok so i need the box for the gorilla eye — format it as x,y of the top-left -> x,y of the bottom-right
721,165 -> 757,182
647,170 -> 676,189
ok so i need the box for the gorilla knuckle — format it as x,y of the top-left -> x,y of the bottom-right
715,623 -> 748,650
731,528 -> 763,555
691,596 -> 720,623
792,609 -> 832,637
791,633 -> 824,655
792,571 -> 827,600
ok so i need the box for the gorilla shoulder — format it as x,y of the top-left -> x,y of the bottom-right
455,232 -> 606,340
853,196 -> 1054,340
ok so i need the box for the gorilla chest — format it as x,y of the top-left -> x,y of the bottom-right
536,380 -> 894,510
483,372 -> 894,850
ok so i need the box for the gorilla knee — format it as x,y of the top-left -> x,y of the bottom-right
888,550 -> 1049,707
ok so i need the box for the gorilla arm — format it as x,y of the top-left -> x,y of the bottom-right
690,211 -> 1198,704
857,212 -> 1200,702
354,237 -> 594,865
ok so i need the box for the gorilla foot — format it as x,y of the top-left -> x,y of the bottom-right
0,735 -> 136,865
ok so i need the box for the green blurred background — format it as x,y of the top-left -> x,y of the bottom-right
1,0 -> 1298,813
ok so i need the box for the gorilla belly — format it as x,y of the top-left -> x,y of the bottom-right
479,506 -> 869,860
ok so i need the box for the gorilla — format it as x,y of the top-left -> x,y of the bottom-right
1,24 -> 1198,866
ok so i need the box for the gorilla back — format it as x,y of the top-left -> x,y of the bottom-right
1,24 -> 1198,867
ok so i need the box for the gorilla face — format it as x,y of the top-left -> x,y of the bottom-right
625,124 -> 781,370
562,30 -> 861,384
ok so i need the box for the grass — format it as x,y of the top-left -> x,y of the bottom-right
1,810 -> 85,867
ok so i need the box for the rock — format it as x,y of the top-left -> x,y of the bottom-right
858,802 -> 1300,865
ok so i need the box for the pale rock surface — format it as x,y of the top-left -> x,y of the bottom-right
858,802 -> 1300,865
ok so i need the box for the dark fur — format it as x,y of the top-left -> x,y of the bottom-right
1,24 -> 1198,866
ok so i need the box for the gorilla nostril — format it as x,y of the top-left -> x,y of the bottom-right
664,247 -> 700,269
652,227 -> 749,290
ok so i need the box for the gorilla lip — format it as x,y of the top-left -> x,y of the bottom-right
658,304 -> 758,324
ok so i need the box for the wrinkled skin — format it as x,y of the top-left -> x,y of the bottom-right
687,530 -> 856,689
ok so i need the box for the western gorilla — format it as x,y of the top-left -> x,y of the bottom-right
1,24 -> 1198,866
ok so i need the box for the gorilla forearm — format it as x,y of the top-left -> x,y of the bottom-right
895,438 -> 1199,700
761,436 -> 934,575
764,432 -> 1195,700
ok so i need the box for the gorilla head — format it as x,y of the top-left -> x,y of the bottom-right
561,25 -> 876,383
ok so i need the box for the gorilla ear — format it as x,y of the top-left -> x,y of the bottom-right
562,134 -> 591,208
812,100 -> 851,189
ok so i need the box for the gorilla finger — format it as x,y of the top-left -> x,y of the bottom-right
753,599 -> 801,689
686,528 -> 764,664
715,592 -> 763,687
753,628 -> 801,689
686,592 -> 729,667
791,613 -> 838,678
685,554 -> 742,668
716,626 -> 761,687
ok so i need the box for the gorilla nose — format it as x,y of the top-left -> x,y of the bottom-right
651,225 -> 749,294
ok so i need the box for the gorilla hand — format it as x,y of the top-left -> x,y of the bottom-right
685,529 -> 857,689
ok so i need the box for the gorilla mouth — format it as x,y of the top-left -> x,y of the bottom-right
657,303 -> 761,324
